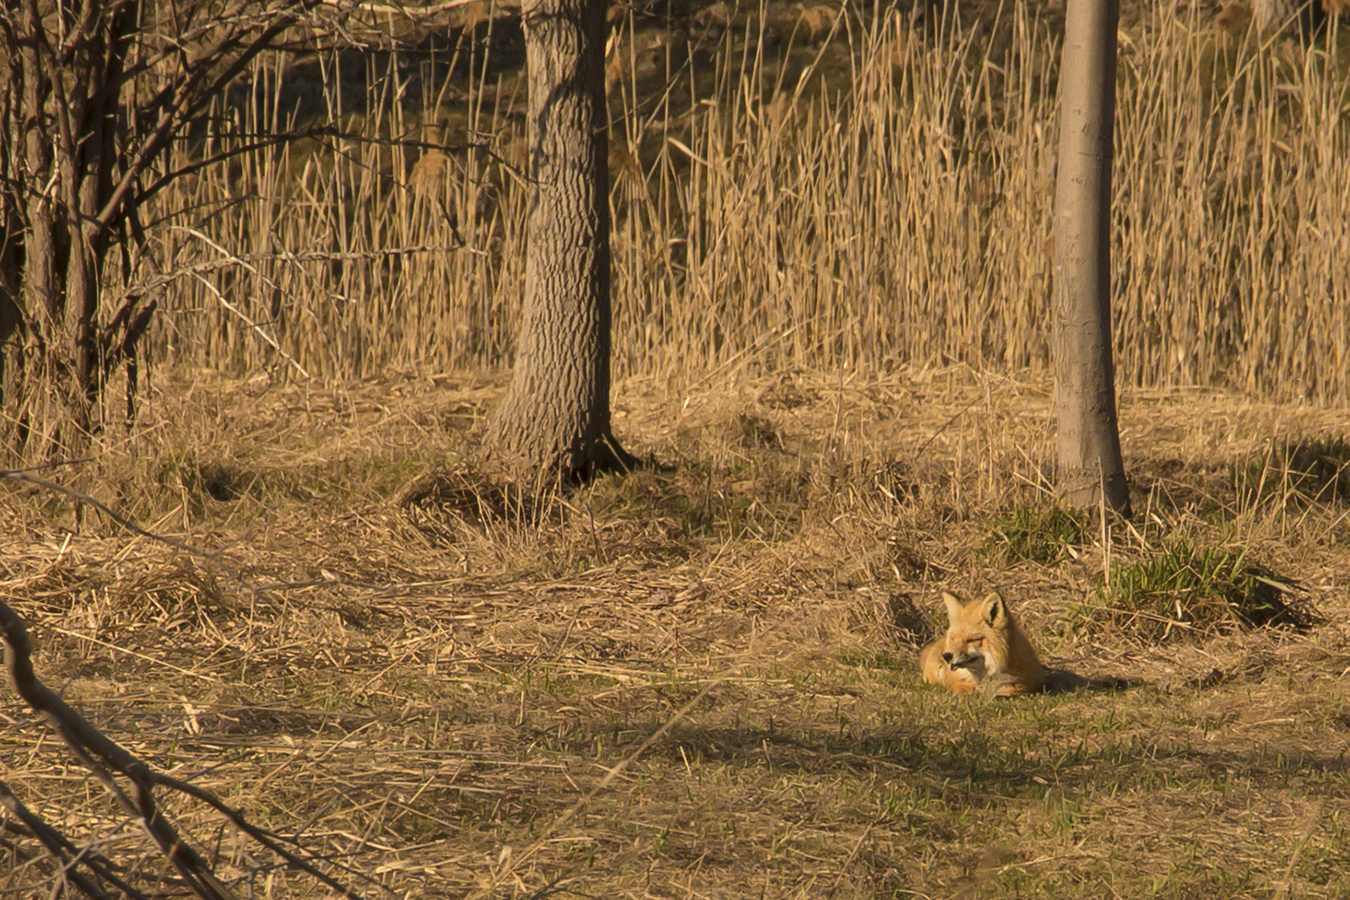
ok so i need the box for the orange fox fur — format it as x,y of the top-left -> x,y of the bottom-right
919,591 -> 1046,697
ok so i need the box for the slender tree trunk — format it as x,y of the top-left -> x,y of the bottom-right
484,0 -> 634,480
2,41 -> 25,451
1052,0 -> 1131,516
0,208 -> 21,451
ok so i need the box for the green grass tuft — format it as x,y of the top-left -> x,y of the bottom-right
1078,539 -> 1315,641
984,503 -> 1090,564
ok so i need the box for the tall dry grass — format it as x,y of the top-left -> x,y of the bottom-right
140,2 -> 1350,402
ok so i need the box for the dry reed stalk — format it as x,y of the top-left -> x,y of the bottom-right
126,4 -> 1350,403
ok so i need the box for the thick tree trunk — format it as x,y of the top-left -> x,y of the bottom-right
1052,0 -> 1131,516
484,0 -> 634,480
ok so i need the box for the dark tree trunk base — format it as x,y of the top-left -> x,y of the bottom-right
484,407 -> 640,484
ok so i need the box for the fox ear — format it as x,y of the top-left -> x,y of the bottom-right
981,592 -> 1009,627
940,591 -> 964,620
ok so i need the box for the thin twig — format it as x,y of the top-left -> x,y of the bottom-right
178,227 -> 312,380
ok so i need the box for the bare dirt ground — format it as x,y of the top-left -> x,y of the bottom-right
3,365 -> 1349,898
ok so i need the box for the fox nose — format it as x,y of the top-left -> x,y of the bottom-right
942,652 -> 953,664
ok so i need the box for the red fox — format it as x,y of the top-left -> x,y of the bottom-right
919,591 -> 1046,697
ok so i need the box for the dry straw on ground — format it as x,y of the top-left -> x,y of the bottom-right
5,1 -> 1350,896
4,366 -> 1350,898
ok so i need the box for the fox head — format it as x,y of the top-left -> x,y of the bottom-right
939,591 -> 1015,678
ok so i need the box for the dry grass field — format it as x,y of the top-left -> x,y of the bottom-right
5,0 -> 1350,897
4,366 -> 1350,898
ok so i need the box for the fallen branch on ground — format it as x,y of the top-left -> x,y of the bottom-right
0,600 -> 366,900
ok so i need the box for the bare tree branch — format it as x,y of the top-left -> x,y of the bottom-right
0,599 -> 368,900
0,469 -> 228,561
95,2 -> 324,235
0,780 -> 121,900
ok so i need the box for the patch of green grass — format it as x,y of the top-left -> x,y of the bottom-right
838,647 -> 917,679
1076,539 -> 1312,640
1295,810 -> 1350,888
984,503 -> 1090,564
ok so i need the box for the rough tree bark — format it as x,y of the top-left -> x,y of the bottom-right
483,0 -> 635,480
1052,0 -> 1132,516
0,0 -> 313,462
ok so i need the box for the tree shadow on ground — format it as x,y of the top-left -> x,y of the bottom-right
646,719 -> 1350,799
